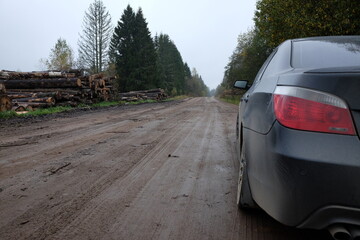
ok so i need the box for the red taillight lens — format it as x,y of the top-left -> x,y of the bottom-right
273,87 -> 356,135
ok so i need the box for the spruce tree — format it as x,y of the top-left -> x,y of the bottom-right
109,5 -> 135,92
109,5 -> 157,92
188,68 -> 208,97
78,0 -> 112,73
155,34 -> 185,95
132,8 -> 157,90
183,62 -> 192,93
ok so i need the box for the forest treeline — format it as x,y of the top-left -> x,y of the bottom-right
217,0 -> 360,96
42,1 -> 208,97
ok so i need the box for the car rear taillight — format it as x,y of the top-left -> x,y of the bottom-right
273,86 -> 356,135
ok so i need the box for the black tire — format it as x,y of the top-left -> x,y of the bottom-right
236,138 -> 257,209
236,114 -> 239,139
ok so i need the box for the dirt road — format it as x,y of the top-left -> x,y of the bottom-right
0,97 -> 330,240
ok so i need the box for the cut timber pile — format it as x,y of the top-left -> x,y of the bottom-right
119,89 -> 167,102
0,70 -> 115,112
0,83 -> 5,94
0,83 -> 12,112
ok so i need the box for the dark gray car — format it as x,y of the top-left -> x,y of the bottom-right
234,36 -> 360,240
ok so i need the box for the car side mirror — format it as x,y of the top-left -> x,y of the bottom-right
234,80 -> 251,90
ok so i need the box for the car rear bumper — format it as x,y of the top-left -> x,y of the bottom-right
298,205 -> 360,229
245,121 -> 360,229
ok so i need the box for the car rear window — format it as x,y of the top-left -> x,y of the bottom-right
292,39 -> 360,69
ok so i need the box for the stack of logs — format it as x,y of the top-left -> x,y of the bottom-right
118,89 -> 167,102
0,83 -> 12,112
0,70 -> 114,112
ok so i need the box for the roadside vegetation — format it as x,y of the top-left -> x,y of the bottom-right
166,95 -> 189,101
219,95 -> 241,105
0,106 -> 72,119
39,1 -> 209,98
0,99 -> 164,119
216,0 -> 360,98
1,1 -> 211,117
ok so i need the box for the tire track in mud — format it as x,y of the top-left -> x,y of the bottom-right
0,103 -> 175,178
0,98 -> 332,240
0,99 -> 199,239
116,107 -> 215,239
0,103 -> 185,229
51,108 -> 203,239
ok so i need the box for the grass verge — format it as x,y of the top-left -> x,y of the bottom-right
81,101 -> 120,108
0,110 -> 18,119
167,95 -> 189,101
24,106 -> 73,116
124,99 -> 158,105
0,99 -> 162,119
0,106 -> 73,119
219,95 -> 241,105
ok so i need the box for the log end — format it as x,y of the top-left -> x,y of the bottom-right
0,83 -> 6,94
0,95 -> 13,112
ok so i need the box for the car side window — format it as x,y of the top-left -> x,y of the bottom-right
262,44 -> 289,78
251,50 -> 277,88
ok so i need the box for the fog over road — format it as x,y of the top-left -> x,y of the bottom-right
0,98 -> 330,239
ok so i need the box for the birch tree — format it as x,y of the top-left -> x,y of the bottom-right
43,38 -> 74,71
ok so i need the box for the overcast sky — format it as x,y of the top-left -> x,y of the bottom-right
0,0 -> 256,90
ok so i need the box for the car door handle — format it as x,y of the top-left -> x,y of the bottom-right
242,95 -> 249,102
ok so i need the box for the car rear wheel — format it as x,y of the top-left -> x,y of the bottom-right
237,139 -> 257,209
236,114 -> 239,139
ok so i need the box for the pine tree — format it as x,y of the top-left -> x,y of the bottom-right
78,0 -> 112,73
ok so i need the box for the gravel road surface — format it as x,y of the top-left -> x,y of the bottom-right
0,97 -> 331,239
